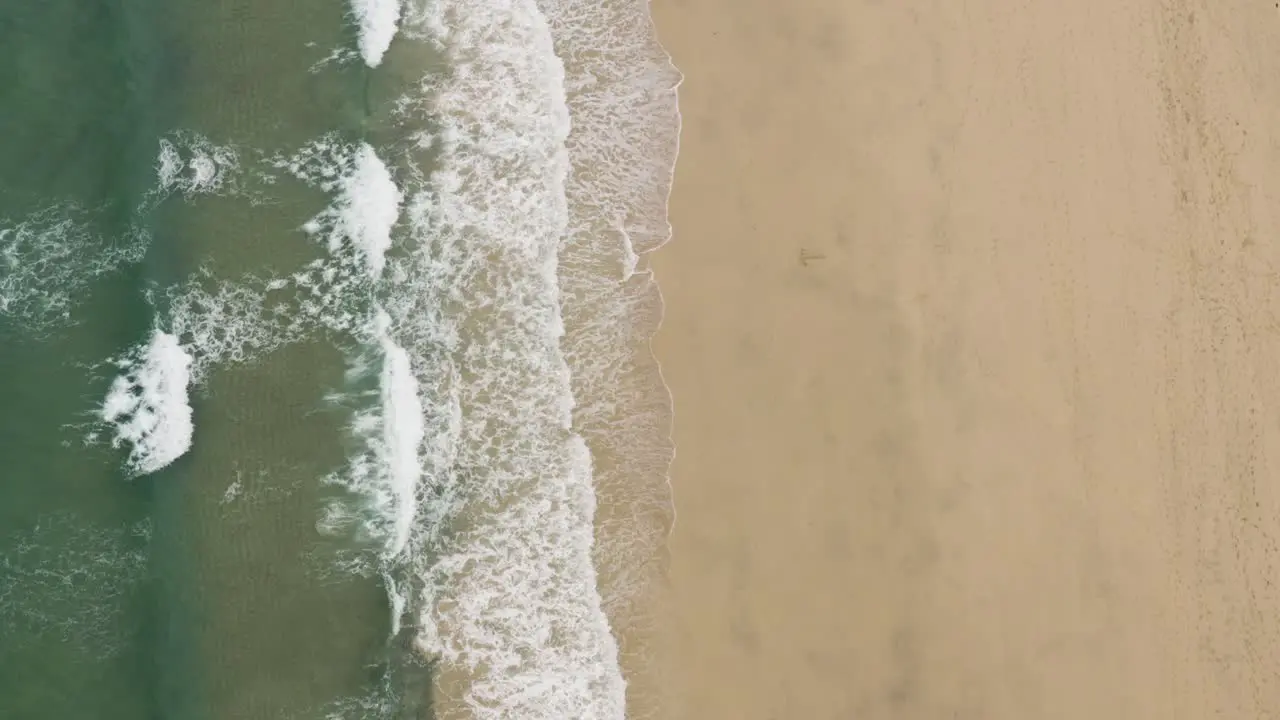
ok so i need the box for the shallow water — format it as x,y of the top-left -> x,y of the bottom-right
0,0 -> 679,717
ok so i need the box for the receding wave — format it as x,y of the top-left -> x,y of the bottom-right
366,0 -> 675,713
543,0 -> 682,713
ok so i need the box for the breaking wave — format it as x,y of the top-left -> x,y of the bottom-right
100,329 -> 195,476
43,0 -> 682,713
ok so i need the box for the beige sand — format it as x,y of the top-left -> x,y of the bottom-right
649,0 -> 1280,717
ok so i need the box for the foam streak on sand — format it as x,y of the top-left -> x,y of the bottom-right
101,329 -> 194,476
538,1 -> 682,712
389,0 -> 626,715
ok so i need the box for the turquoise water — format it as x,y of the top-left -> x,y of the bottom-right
0,0 -> 681,718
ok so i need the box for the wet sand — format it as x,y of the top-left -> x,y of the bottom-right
650,0 -> 1280,717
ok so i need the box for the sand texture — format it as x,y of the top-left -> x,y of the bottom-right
650,0 -> 1280,717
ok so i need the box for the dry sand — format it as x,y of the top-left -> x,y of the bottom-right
649,0 -> 1280,717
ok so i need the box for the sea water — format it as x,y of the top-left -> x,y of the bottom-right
0,0 -> 679,717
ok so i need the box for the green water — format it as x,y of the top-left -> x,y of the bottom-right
1,2 -> 161,716
0,1 -> 419,717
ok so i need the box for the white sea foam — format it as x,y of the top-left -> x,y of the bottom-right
538,2 -> 682,713
0,515 -> 150,660
276,138 -> 402,281
385,571 -> 407,637
153,132 -> 242,200
160,139 -> 402,381
0,205 -> 148,330
350,0 -> 401,67
101,330 -> 194,476
50,0 -> 680,713
541,0 -> 682,253
309,45 -> 362,74
221,478 -> 243,504
385,0 -> 629,716
416,439 -> 620,717
374,310 -> 423,556
0,134 -> 252,335
322,308 -> 423,559
165,270 -> 308,381
315,143 -> 401,280
148,134 -> 423,569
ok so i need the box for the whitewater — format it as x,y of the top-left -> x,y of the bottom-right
382,0 -> 681,714
12,0 -> 682,715
100,330 -> 194,476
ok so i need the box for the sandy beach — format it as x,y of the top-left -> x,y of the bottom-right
651,0 -> 1280,717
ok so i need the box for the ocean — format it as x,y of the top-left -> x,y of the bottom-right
0,1 -> 680,718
